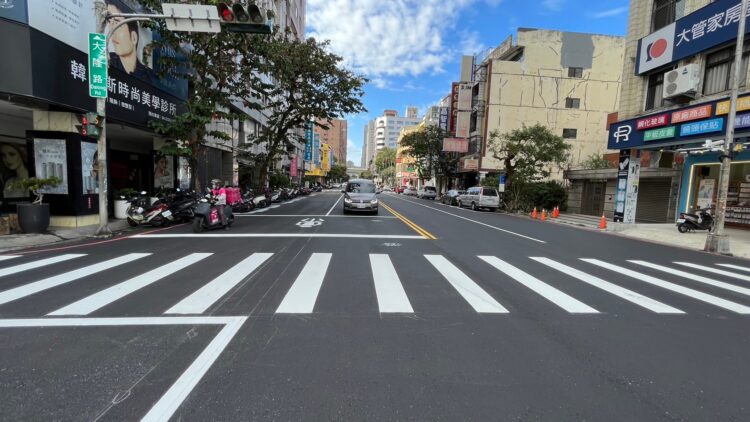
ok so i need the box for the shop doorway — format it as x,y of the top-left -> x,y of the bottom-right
581,181 -> 606,216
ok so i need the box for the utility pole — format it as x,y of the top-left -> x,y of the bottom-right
705,0 -> 749,255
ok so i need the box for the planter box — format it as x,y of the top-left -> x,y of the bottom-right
16,203 -> 50,233
114,199 -> 129,219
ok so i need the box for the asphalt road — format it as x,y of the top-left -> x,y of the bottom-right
2,191 -> 750,421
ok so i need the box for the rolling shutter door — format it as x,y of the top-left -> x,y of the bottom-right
636,178 -> 672,223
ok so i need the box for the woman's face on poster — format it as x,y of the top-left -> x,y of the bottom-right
1,144 -> 23,171
157,157 -> 167,170
108,4 -> 137,57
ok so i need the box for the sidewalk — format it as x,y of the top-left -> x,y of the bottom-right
0,220 -> 132,254
547,213 -> 750,259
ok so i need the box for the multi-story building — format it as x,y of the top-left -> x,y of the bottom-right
396,126 -> 420,188
602,0 -> 750,228
314,118 -> 347,165
464,28 -> 625,191
362,120 -> 375,169
362,108 -> 422,171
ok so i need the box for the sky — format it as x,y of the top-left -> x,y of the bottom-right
306,0 -> 631,167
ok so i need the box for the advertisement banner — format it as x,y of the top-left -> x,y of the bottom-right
0,0 -> 28,24
33,138 -> 68,195
614,150 -> 629,222
644,126 -> 676,142
443,138 -> 469,152
457,83 -> 472,111
313,133 -> 320,165
0,141 -> 30,200
716,95 -> 750,115
463,158 -> 479,171
624,161 -> 641,224
290,155 -> 298,178
154,154 -> 173,189
28,0 -> 187,100
322,144 -> 330,171
697,179 -> 716,210
449,83 -> 459,133
455,111 -> 471,138
679,117 -> 723,136
438,107 -> 449,132
637,1 -> 750,74
636,113 -> 669,130
304,122 -> 313,161
671,105 -> 712,123
81,141 -> 98,194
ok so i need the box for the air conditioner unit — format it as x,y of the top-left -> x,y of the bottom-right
663,64 -> 701,99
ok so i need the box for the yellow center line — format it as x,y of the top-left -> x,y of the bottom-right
381,202 -> 437,240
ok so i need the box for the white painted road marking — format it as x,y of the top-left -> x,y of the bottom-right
132,234 -> 427,239
296,218 -> 324,228
276,253 -> 332,313
0,253 -> 149,306
425,255 -> 508,313
583,259 -> 750,314
480,256 -> 598,313
166,253 -> 273,314
326,194 -> 344,216
386,195 -> 546,243
141,316 -> 247,422
49,253 -> 213,316
0,255 -> 20,262
630,261 -> 750,298
532,258 -> 683,314
234,215 -> 397,218
674,262 -> 750,282
717,263 -> 750,273
370,254 -> 414,313
0,254 -> 86,278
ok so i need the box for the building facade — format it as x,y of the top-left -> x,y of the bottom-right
605,0 -> 750,228
362,108 -> 422,171
315,118 -> 347,165
464,29 -> 625,189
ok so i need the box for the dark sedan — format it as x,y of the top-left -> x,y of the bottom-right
441,189 -> 464,206
342,179 -> 379,214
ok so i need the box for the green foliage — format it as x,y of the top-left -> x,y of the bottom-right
359,170 -> 373,179
116,188 -> 138,199
579,153 -> 615,170
513,181 -> 568,212
269,172 -> 290,189
480,176 -> 499,188
399,125 -> 444,181
14,177 -> 61,205
375,148 -> 396,172
327,165 -> 348,181
487,124 -> 571,188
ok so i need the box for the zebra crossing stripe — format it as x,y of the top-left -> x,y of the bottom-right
166,253 -> 273,315
276,253 -> 332,314
425,255 -> 508,313
583,259 -> 750,314
0,254 -> 86,278
0,256 -> 20,262
674,262 -> 750,282
49,253 -> 213,316
370,254 -> 413,313
717,263 -> 750,273
480,256 -> 598,314
630,261 -> 750,298
532,258 -> 683,314
0,254 -> 150,306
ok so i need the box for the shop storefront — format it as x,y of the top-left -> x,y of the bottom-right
608,96 -> 750,229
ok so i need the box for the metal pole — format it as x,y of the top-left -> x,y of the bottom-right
705,0 -> 749,255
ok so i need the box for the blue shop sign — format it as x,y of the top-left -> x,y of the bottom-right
679,117 -> 724,136
637,1 -> 750,74
736,113 -> 750,128
304,121 -> 314,161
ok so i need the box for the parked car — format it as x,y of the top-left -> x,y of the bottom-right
396,186 -> 405,194
441,189 -> 464,206
342,179 -> 379,214
382,186 -> 393,192
457,186 -> 500,211
403,187 -> 418,196
417,186 -> 437,200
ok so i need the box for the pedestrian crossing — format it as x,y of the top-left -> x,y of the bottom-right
0,252 -> 749,318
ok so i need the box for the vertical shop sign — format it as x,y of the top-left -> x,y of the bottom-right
614,149 -> 629,222
624,160 -> 641,224
290,155 -> 298,178
304,122 -> 313,161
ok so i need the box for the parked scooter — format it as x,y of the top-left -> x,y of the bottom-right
126,191 -> 175,227
193,195 -> 234,232
677,208 -> 714,233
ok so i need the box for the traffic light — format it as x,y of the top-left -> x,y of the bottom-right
217,2 -> 274,34
76,113 -> 103,138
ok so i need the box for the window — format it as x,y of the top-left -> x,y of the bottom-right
562,129 -> 577,139
645,71 -> 666,110
652,0 -> 684,31
565,98 -> 580,109
704,45 -> 750,95
568,67 -> 583,78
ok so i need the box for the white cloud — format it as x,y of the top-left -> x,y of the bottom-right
542,0 -> 563,11
347,139 -> 363,167
307,0 -> 475,78
590,7 -> 628,19
459,30 -> 487,56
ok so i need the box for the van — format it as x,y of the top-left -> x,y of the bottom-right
457,186 -> 500,211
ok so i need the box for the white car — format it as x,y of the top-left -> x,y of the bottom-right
417,186 -> 437,200
403,187 -> 418,196
457,186 -> 500,211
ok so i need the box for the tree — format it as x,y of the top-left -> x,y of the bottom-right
579,153 -> 615,170
327,164 -> 348,181
242,35 -> 366,188
399,125 -> 445,182
487,124 -> 571,188
359,170 -> 373,179
375,147 -> 397,185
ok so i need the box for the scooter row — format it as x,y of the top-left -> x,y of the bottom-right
231,186 -> 319,213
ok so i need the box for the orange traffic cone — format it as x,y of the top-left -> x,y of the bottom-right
599,214 -> 607,230
553,206 -> 559,218
531,207 -> 538,219
541,209 -> 547,221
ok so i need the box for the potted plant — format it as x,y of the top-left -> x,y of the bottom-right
114,188 -> 138,219
13,177 -> 61,233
